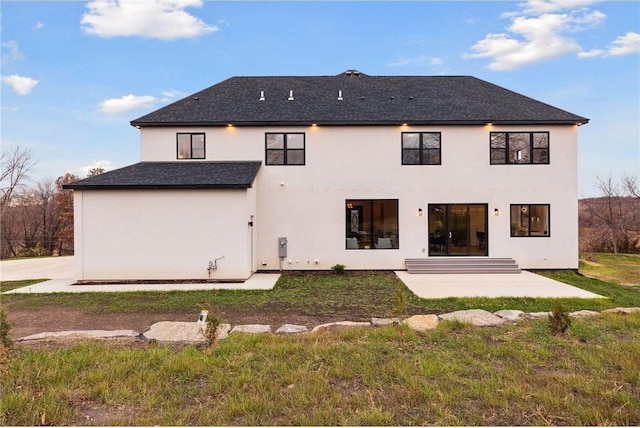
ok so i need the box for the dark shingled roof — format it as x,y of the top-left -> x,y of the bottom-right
63,161 -> 261,190
131,71 -> 589,127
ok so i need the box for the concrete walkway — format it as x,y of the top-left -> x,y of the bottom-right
2,256 -> 603,298
395,270 -> 604,299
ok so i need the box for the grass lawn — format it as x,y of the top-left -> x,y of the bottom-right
0,279 -> 48,293
578,252 -> 640,286
2,314 -> 639,425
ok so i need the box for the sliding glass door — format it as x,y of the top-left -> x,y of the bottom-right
428,204 -> 487,256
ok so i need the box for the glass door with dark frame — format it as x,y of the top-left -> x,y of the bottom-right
428,204 -> 488,256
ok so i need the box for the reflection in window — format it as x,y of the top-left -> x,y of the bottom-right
510,204 -> 550,237
177,133 -> 205,159
491,132 -> 549,164
402,132 -> 441,165
266,133 -> 305,165
345,200 -> 399,249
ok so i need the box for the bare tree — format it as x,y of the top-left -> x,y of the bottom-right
581,173 -> 640,253
0,146 -> 37,218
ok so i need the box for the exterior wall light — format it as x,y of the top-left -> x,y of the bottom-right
494,208 -> 500,216
418,208 -> 423,216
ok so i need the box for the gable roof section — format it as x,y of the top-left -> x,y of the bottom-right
63,161 -> 261,190
131,71 -> 589,127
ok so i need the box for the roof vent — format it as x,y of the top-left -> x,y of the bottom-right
259,91 -> 265,101
338,90 -> 343,101
288,90 -> 294,101
345,69 -> 361,77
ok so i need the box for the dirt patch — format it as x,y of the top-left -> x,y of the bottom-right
5,306 -> 345,340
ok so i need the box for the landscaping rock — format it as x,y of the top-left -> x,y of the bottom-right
230,324 -> 271,334
570,310 -> 600,318
276,324 -> 308,334
602,307 -> 640,315
371,317 -> 401,327
215,323 -> 232,340
311,321 -> 371,332
402,314 -> 438,332
494,310 -> 525,322
523,311 -> 551,319
143,322 -> 205,343
17,329 -> 141,342
440,309 -> 506,327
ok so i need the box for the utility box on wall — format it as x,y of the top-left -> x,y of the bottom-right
278,237 -> 287,258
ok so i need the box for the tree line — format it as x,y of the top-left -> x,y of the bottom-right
0,146 -> 103,259
579,174 -> 640,254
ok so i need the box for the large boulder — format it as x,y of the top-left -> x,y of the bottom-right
276,324 -> 308,334
602,307 -> 640,315
143,322 -> 205,343
230,324 -> 271,334
311,321 -> 371,332
440,309 -> 506,327
402,314 -> 439,332
494,309 -> 524,322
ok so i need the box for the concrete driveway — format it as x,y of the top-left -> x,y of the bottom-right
1,256 -> 74,281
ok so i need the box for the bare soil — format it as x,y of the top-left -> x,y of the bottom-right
6,306 -> 343,340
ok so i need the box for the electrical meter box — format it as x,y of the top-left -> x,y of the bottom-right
278,237 -> 288,258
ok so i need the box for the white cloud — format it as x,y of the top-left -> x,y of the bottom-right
2,40 -> 25,64
161,89 -> 185,102
81,0 -> 219,40
1,74 -> 39,95
608,32 -> 640,56
515,0 -> 601,15
579,31 -> 640,58
33,22 -> 44,30
100,94 -> 157,114
578,49 -> 605,58
388,56 -> 445,68
464,4 -> 606,70
79,160 -> 113,177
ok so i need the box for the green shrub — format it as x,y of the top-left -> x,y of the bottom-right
331,264 -> 346,274
548,302 -> 572,335
0,308 -> 13,348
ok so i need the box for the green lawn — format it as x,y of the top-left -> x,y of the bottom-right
2,254 -> 640,425
2,314 -> 639,425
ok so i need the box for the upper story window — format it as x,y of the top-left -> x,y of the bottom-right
177,133 -> 205,159
490,132 -> 549,164
402,132 -> 441,165
265,133 -> 305,165
510,204 -> 550,237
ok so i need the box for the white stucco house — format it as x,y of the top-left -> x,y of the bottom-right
65,70 -> 589,282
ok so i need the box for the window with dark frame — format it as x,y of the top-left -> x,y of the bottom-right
510,204 -> 550,237
345,199 -> 399,249
402,132 -> 441,165
490,132 -> 549,164
177,133 -> 205,159
265,133 -> 305,165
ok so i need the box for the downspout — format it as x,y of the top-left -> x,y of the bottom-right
248,215 -> 254,273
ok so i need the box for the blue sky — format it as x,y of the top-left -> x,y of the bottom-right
1,0 -> 639,197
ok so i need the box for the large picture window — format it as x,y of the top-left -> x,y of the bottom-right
402,132 -> 441,165
510,204 -> 550,237
345,199 -> 399,249
490,132 -> 549,164
266,133 -> 305,165
177,133 -> 205,159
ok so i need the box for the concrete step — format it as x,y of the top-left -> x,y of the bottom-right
405,258 -> 521,274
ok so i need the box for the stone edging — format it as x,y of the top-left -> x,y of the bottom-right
14,307 -> 640,344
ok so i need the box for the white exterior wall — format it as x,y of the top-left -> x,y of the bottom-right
137,124 -> 579,272
73,187 -> 256,281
